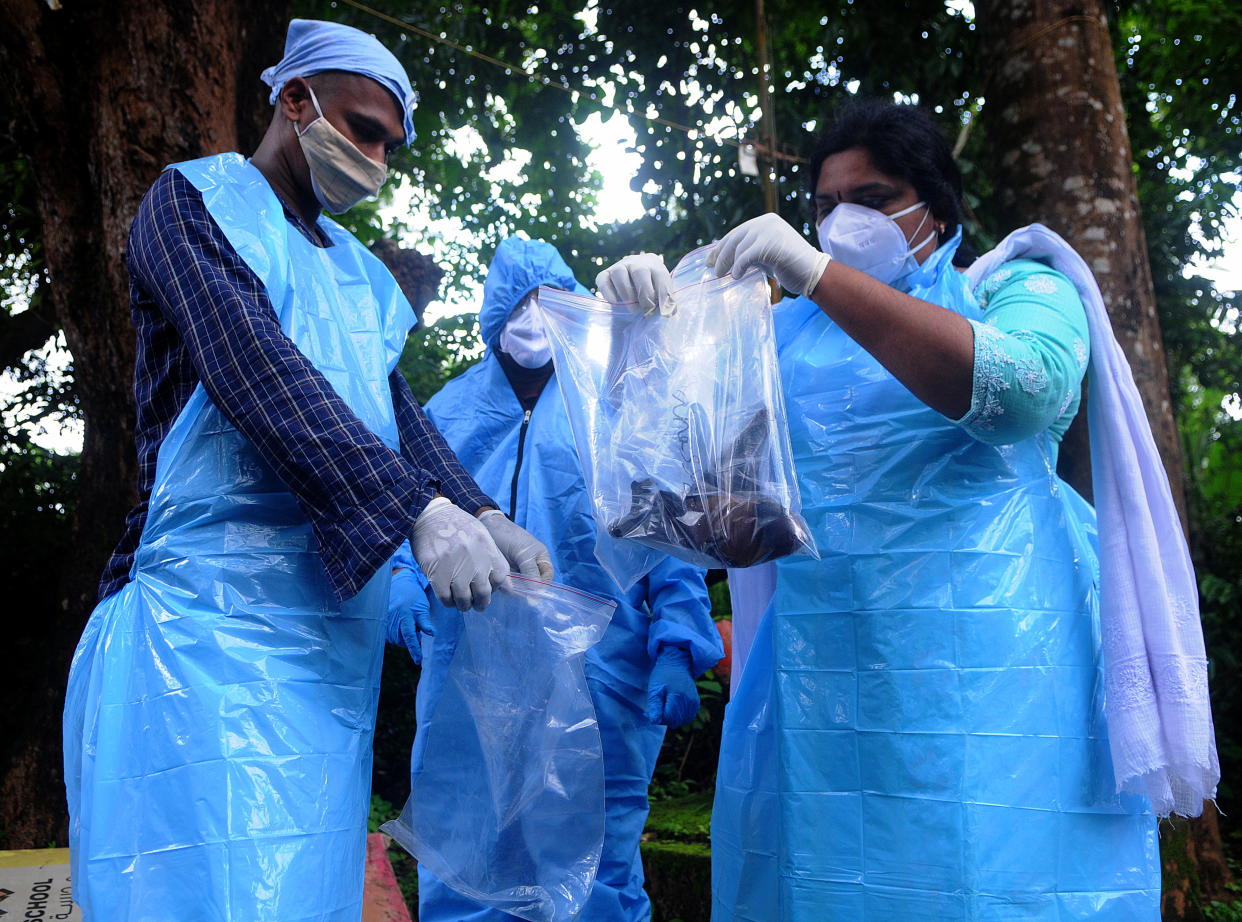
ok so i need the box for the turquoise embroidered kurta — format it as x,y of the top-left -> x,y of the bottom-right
957,258 -> 1090,447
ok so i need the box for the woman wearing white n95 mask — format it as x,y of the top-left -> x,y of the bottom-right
598,99 -> 1215,922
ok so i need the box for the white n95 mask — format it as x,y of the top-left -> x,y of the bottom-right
816,200 -> 936,287
500,297 -> 553,368
295,85 -> 388,214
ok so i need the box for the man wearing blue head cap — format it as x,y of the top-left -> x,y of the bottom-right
62,19 -> 551,922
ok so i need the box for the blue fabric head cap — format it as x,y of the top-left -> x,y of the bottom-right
261,19 -> 417,144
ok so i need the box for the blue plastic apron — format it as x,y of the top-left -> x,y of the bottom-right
711,238 -> 1160,920
63,154 -> 414,922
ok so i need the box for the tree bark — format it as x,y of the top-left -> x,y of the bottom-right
974,1 -> 1229,918
0,0 -> 288,849
974,0 -> 1185,515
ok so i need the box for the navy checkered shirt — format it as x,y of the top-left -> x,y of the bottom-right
99,168 -> 494,603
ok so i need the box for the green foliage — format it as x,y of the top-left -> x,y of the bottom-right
1204,826 -> 1242,918
296,0 -> 984,289
0,131 -> 71,437
298,0 -> 605,292
1204,884 -> 1242,922
706,577 -> 732,620
291,0 -> 1239,400
0,136 -> 47,317
1178,372 -> 1242,805
1116,0 -> 1242,407
642,839 -> 711,859
368,793 -> 396,833
0,436 -> 77,571
397,311 -> 484,403
640,839 -> 712,922
645,791 -> 712,843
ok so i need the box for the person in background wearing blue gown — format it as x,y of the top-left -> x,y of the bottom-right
595,99 -> 1214,921
387,236 -> 724,922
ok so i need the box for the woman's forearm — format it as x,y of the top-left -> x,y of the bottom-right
809,260 -> 974,419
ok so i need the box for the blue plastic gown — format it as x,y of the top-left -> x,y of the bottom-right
711,233 -> 1160,921
62,153 -> 413,922
416,237 -> 722,922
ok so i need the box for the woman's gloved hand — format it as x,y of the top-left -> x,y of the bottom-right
646,645 -> 701,728
595,253 -> 677,316
412,497 -> 510,612
386,564 -> 433,664
708,213 -> 832,297
478,509 -> 555,580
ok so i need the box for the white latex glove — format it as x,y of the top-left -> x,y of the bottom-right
595,253 -> 676,316
478,509 -> 555,580
707,213 -> 832,297
411,497 -> 510,612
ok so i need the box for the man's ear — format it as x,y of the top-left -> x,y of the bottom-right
277,77 -> 314,129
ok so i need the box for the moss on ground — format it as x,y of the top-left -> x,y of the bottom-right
642,840 -> 712,922
370,790 -> 715,920
645,791 -> 712,843
643,793 -> 714,922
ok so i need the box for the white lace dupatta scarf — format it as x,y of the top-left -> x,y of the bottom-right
966,224 -> 1218,817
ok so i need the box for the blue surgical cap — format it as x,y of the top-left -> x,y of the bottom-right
261,19 -> 417,144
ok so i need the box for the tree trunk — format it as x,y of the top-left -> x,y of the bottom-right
0,0 -> 288,849
974,1 -> 1229,918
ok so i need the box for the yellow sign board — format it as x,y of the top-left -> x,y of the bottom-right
0,849 -> 80,920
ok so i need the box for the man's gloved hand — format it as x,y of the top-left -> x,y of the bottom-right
595,253 -> 676,316
708,213 -> 831,297
478,509 -> 555,580
411,497 -> 509,612
646,645 -> 701,728
386,565 -> 433,664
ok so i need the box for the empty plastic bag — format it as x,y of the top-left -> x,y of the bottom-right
382,576 -> 615,922
534,245 -> 815,588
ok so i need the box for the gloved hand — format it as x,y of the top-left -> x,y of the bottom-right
411,497 -> 510,612
646,645 -> 701,728
478,509 -> 555,580
707,212 -> 832,297
595,253 -> 676,316
386,564 -> 433,664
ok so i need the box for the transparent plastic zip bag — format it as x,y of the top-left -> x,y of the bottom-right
533,245 -> 816,589
382,576 -> 615,922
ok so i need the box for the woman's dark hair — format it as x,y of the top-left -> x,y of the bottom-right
809,99 -> 970,260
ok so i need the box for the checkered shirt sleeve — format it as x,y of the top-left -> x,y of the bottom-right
124,170 -> 471,601
390,371 -> 494,514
